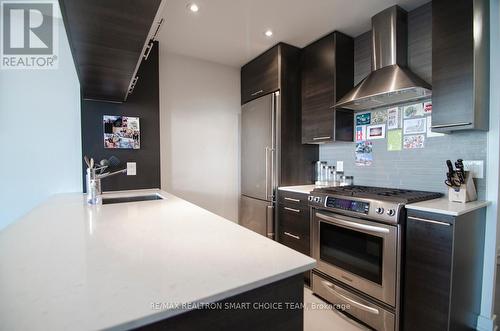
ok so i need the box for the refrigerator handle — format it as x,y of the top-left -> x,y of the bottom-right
265,146 -> 270,199
266,205 -> 275,239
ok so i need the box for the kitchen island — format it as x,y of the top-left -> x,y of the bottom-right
0,190 -> 315,331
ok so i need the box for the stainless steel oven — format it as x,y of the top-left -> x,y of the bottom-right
312,210 -> 398,307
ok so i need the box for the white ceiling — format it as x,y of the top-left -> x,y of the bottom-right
158,0 -> 430,67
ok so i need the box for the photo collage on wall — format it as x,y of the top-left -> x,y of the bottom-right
103,116 -> 141,149
354,100 -> 444,166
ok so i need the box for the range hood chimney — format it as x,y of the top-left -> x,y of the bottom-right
336,6 -> 431,111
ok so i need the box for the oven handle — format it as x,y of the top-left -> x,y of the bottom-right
316,212 -> 390,234
321,280 -> 380,315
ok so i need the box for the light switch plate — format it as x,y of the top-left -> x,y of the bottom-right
126,162 -> 136,176
463,160 -> 484,179
336,161 -> 344,172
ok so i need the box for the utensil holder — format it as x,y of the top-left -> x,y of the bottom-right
448,171 -> 477,203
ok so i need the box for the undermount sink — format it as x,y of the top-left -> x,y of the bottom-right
101,194 -> 164,205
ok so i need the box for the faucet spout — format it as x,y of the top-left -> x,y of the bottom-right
97,168 -> 127,180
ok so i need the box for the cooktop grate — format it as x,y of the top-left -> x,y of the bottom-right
312,185 -> 443,204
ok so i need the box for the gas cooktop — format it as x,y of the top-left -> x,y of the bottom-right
311,185 -> 443,204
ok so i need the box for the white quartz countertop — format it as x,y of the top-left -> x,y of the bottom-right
0,189 -> 315,331
278,185 -> 317,194
406,198 -> 491,216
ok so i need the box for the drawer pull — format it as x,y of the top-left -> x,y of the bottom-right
251,89 -> 264,96
284,197 -> 301,203
408,216 -> 451,226
313,136 -> 331,141
321,280 -> 380,315
284,207 -> 300,213
284,232 -> 301,240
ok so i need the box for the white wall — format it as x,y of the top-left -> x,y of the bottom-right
0,6 -> 82,230
159,50 -> 240,222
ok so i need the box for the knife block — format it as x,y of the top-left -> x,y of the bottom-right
448,171 -> 477,203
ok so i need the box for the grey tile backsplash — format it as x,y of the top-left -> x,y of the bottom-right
319,130 -> 487,198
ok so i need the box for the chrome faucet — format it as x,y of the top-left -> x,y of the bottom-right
85,157 -> 128,205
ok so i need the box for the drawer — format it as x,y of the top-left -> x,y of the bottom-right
278,203 -> 310,255
312,273 -> 395,331
278,190 -> 310,206
279,230 -> 310,256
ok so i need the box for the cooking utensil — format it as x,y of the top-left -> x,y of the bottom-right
84,156 -> 91,168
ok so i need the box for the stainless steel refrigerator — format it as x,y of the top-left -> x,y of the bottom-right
240,92 -> 278,238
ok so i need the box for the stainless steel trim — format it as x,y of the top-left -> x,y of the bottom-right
321,280 -> 380,315
284,232 -> 300,240
251,89 -> 264,96
316,212 -> 390,234
284,197 -> 301,203
407,216 -> 451,226
431,122 -> 472,129
313,136 -> 331,140
284,207 -> 301,213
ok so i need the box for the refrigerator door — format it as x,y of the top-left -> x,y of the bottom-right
239,195 -> 274,238
241,93 -> 276,201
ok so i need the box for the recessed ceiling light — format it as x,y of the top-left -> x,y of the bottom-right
264,30 -> 273,37
187,3 -> 199,12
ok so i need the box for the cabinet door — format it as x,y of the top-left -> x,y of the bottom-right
241,47 -> 279,104
301,34 -> 335,144
432,0 -> 473,131
404,216 -> 453,331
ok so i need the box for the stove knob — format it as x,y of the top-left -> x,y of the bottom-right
308,196 -> 313,202
387,209 -> 396,217
314,197 -> 321,203
376,207 -> 384,214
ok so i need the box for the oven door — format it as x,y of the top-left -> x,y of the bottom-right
312,210 -> 398,307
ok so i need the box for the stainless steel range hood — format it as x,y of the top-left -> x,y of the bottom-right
336,6 -> 431,111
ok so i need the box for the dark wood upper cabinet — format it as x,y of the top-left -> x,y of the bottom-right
301,32 -> 354,144
431,0 -> 489,132
59,0 -> 163,102
241,47 -> 279,105
404,208 -> 486,331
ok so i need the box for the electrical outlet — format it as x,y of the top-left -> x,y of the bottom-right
126,162 -> 136,176
336,161 -> 344,172
462,160 -> 484,179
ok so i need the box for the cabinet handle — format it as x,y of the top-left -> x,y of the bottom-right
312,136 -> 331,141
284,207 -> 300,213
284,232 -> 301,240
431,122 -> 471,129
284,197 -> 301,203
408,216 -> 451,226
251,89 -> 264,96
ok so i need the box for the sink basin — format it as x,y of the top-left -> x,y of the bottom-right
102,194 -> 164,205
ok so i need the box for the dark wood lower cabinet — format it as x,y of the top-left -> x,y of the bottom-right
277,190 -> 312,285
404,208 -> 486,331
135,274 -> 304,331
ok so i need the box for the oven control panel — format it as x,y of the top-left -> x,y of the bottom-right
308,195 -> 401,224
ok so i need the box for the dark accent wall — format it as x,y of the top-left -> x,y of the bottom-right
81,42 -> 160,192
